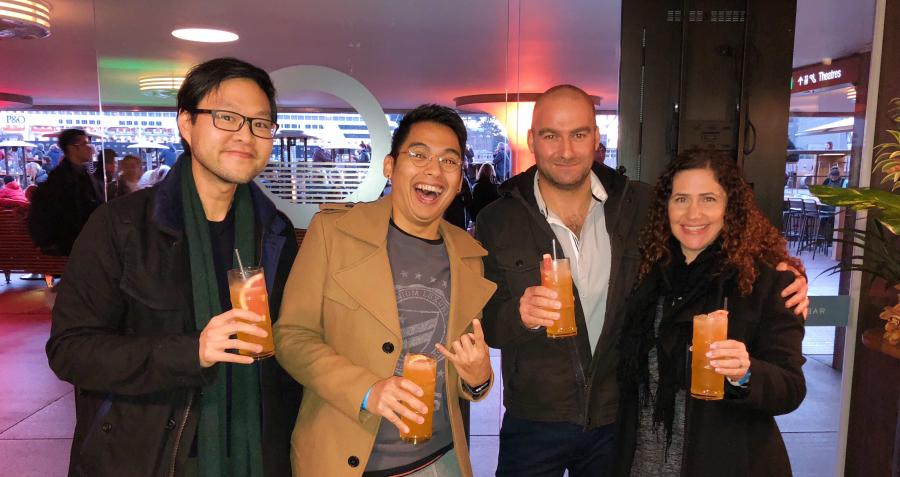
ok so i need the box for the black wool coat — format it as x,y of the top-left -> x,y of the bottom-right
617,256 -> 806,477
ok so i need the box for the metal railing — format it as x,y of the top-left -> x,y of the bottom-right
258,161 -> 372,204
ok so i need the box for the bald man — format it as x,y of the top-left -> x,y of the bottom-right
476,85 -> 651,476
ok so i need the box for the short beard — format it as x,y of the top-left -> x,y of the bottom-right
536,165 -> 591,191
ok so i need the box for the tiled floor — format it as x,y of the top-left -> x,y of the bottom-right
0,274 -> 843,476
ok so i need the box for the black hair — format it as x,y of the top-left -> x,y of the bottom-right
176,57 -> 277,154
2,175 -> 14,184
58,129 -> 87,153
390,104 -> 467,160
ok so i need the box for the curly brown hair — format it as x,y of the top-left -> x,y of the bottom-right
637,149 -> 803,295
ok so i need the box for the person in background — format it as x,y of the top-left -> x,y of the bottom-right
593,142 -> 607,165
0,175 -> 28,204
822,165 -> 848,188
26,161 -> 48,185
444,174 -> 472,230
492,142 -> 510,182
617,149 -> 806,476
468,163 -> 500,224
137,161 -> 171,189
106,154 -> 143,200
93,148 -> 119,201
27,128 -> 103,256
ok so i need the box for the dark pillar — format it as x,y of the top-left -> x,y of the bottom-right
619,0 -> 797,225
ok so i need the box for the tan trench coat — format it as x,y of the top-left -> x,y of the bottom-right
274,196 -> 497,477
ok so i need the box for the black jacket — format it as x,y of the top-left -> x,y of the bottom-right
616,256 -> 806,476
46,158 -> 301,477
27,158 -> 103,255
475,162 -> 652,428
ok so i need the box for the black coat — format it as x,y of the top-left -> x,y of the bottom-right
468,178 -> 500,223
616,255 -> 806,477
46,159 -> 301,477
475,162 -> 653,428
27,158 -> 103,255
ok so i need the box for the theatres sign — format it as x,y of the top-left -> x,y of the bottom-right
791,55 -> 861,93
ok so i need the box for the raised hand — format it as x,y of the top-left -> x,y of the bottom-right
436,319 -> 491,388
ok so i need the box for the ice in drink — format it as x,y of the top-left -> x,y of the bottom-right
690,310 -> 729,400
400,354 -> 437,444
540,255 -> 577,338
227,267 -> 275,359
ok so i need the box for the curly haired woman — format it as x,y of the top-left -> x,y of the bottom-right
616,150 -> 807,477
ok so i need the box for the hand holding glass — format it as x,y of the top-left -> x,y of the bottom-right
540,255 -> 577,338
399,354 -> 437,444
690,310 -> 728,400
227,267 -> 275,359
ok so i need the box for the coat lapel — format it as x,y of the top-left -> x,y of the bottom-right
331,198 -> 402,339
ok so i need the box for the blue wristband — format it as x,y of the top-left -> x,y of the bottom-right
361,387 -> 373,411
736,371 -> 751,386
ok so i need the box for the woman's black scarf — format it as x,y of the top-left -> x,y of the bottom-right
619,238 -> 730,450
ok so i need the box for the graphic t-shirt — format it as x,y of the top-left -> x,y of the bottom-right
365,221 -> 453,473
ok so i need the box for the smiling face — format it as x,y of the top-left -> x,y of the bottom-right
177,77 -> 274,188
383,121 -> 463,239
667,167 -> 727,263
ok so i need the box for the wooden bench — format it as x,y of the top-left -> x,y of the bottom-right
0,206 -> 67,286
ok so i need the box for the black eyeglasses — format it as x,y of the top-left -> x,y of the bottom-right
192,109 -> 279,139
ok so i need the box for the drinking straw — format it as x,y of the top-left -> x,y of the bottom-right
234,249 -> 247,279
552,239 -> 558,271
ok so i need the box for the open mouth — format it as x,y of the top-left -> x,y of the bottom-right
414,183 -> 445,203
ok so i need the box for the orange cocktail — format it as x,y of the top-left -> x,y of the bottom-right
690,310 -> 728,400
227,267 -> 275,359
540,255 -> 577,338
400,354 -> 437,444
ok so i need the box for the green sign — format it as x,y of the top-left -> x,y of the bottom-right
805,295 -> 851,327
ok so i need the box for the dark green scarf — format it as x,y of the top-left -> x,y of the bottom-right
181,156 -> 264,477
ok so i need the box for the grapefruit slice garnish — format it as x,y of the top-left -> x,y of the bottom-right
239,273 -> 265,310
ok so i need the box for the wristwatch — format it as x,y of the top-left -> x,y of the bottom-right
462,378 -> 491,398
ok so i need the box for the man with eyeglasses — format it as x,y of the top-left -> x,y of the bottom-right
28,128 -> 103,256
47,57 -> 300,477
275,104 -> 496,477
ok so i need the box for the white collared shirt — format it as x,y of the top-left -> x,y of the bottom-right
534,171 -> 612,355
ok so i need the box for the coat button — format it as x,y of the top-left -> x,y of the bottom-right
166,418 -> 176,430
382,342 -> 394,354
101,422 -> 112,433
515,259 -> 524,267
348,456 -> 360,467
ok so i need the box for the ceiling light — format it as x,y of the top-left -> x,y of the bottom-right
139,76 -> 185,98
0,0 -> 51,40
171,28 -> 238,43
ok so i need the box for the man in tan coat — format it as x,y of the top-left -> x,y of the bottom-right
275,104 -> 497,477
